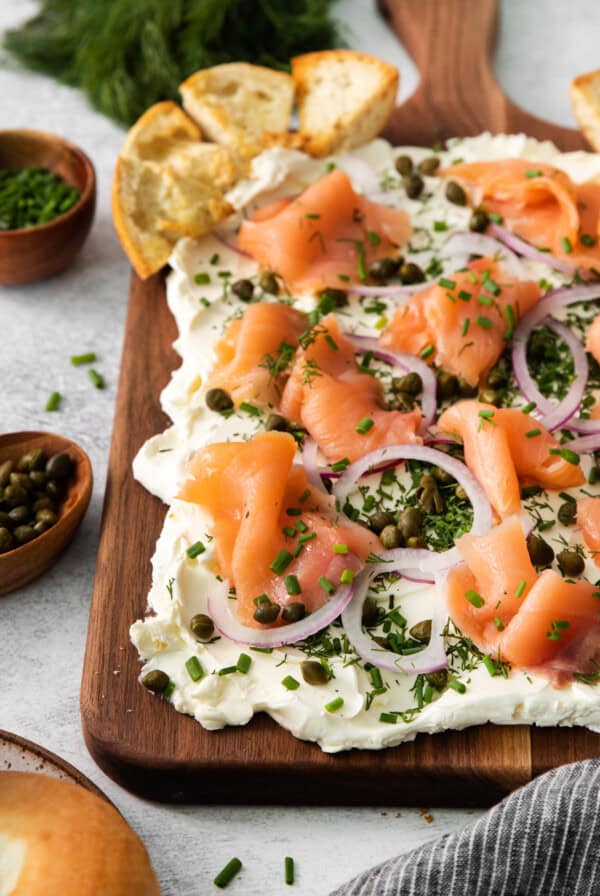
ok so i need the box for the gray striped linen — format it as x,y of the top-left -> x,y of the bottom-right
330,760 -> 600,896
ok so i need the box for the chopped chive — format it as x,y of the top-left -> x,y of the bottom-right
476,315 -> 493,329
581,233 -> 597,248
325,334 -> 339,351
283,526 -> 296,537
270,549 -> 294,574
515,580 -> 527,598
367,230 -> 381,245
340,568 -> 355,584
357,245 -> 367,282
478,409 -> 495,420
461,318 -> 470,337
305,212 -> 320,219
237,653 -> 252,674
285,574 -> 301,595
420,343 -> 435,359
465,589 -> 485,608
325,696 -> 344,713
298,489 -> 311,503
187,541 -> 206,559
46,391 -> 61,411
331,457 -> 350,472
218,665 -> 238,676
214,858 -> 242,888
333,543 -> 349,555
521,401 -> 536,414
239,401 -> 260,416
338,273 -> 350,282
433,220 -> 448,232
200,297 -> 210,307
70,351 -> 97,366
488,212 -> 503,224
445,291 -> 457,304
493,616 -> 505,631
299,531 -> 317,543
458,289 -> 471,301
525,169 -> 542,179
379,712 -> 398,724
282,675 -> 300,691
549,447 -> 580,465
561,236 -> 573,254
448,679 -> 467,694
185,656 -> 204,681
547,631 -> 562,641
285,857 -> 295,886
525,428 -> 541,439
592,591 -> 600,599
438,277 -> 456,289
355,417 -> 374,435
296,520 -> 308,533
558,492 -> 576,504
286,507 -> 302,516
293,543 -> 304,557
504,304 -> 515,341
477,294 -> 494,306
163,681 -> 176,700
194,272 -> 211,285
370,667 -> 383,689
318,576 -> 336,596
88,368 -> 105,389
553,619 -> 570,630
467,271 -> 478,283
209,252 -> 220,264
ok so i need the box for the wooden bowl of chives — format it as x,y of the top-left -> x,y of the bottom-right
0,431 -> 93,596
0,129 -> 96,285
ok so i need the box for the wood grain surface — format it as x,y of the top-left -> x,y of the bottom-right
81,0 -> 599,805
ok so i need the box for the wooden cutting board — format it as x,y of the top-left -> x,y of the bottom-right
81,0 -> 600,805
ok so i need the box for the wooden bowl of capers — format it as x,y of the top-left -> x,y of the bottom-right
0,431 -> 93,595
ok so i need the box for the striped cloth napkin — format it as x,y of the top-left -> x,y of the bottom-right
330,761 -> 600,896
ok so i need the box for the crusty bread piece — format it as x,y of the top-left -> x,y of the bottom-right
180,62 -> 294,159
571,68 -> 600,151
290,50 -> 398,157
0,772 -> 159,895
122,99 -> 202,161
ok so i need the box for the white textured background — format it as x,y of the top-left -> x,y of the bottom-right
1,1 -> 598,893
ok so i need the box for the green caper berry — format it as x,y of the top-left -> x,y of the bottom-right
409,619 -> 432,642
557,549 -> 585,577
33,497 -> 56,514
318,287 -> 348,308
33,520 -> 52,535
0,527 -> 14,553
404,174 -> 424,199
431,466 -> 454,485
380,524 -> 403,550
301,660 -> 329,686
392,372 -> 422,396
368,257 -> 400,282
45,480 -> 64,500
406,535 -> 428,549
282,602 -> 306,623
259,271 -> 279,294
479,388 -> 500,406
0,511 -> 12,529
445,180 -> 467,205
469,207 -> 490,233
29,470 -> 47,488
13,524 -> 35,546
526,533 -> 554,567
142,669 -> 170,693
189,613 -> 214,641
361,596 -> 380,627
437,372 -> 459,400
253,602 -> 280,625
45,452 -> 72,480
557,502 -> 577,526
389,393 -> 415,412
487,367 -> 508,388
399,262 -> 425,285
397,506 -> 424,539
425,669 -> 448,690
418,156 -> 440,175
36,508 -> 57,526
0,460 -> 14,488
18,448 -> 45,472
231,278 -> 254,302
265,413 -> 288,432
205,388 -> 234,413
8,506 -> 32,526
455,485 -> 468,501
395,155 -> 413,176
9,472 -> 32,491
368,510 -> 396,534
458,377 -> 479,398
3,485 -> 28,507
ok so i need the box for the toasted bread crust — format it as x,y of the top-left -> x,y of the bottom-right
571,68 -> 600,152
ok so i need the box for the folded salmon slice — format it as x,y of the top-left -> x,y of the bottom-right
237,169 -> 411,292
380,257 -> 541,385
443,159 -> 600,268
207,302 -> 307,409
280,314 -> 422,463
179,431 -> 378,627
579,496 -> 600,567
586,314 -> 600,365
438,401 -> 584,519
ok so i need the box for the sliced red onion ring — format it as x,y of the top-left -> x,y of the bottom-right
515,282 -> 600,332
344,333 -> 437,429
489,222 -> 577,274
208,578 -> 355,648
333,445 -> 493,573
560,434 -> 600,454
443,231 -> 523,277
340,568 -> 448,674
301,438 -> 329,494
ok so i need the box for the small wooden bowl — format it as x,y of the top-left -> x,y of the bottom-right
0,130 -> 96,285
0,431 -> 93,596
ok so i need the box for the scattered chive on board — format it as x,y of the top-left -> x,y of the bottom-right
45,391 -> 61,411
214,857 -> 242,889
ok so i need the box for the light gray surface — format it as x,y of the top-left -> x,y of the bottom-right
1,1 -> 597,893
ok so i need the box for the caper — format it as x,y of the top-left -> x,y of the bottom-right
418,156 -> 440,176
36,508 -> 57,526
425,669 -> 448,690
13,524 -> 35,546
487,366 -> 508,389
399,262 -> 425,285
369,257 -> 400,282
445,180 -> 467,206
397,506 -> 424,539
29,470 -> 47,488
301,660 -> 329,686
404,174 -> 424,199
33,520 -> 52,535
259,271 -> 279,294
18,448 -> 45,472
142,669 -> 170,693
3,484 -> 28,508
205,388 -> 234,413
282,602 -> 306,623
0,511 -> 12,529
528,331 -> 547,361
469,207 -> 490,233
458,377 -> 478,398
231,278 -> 254,302
189,613 -> 215,641
253,602 -> 280,624
368,510 -> 395,534
389,393 -> 415,412
318,287 -> 348,308
45,480 -> 64,500
45,452 -> 72,480
265,413 -> 288,432
380,524 -> 403,549
432,466 -> 454,485
437,372 -> 459,400
9,472 -> 32,491
418,474 -> 444,513
527,533 -> 554,567
395,154 -> 413,177
0,527 -> 14,553
33,497 -> 56,514
392,372 -> 422,395
557,501 -> 577,526
361,596 -> 380,627
409,619 -> 432,642
0,460 -> 14,487
455,485 -> 468,501
406,535 -> 428,549
557,549 -> 585,577
8,505 -> 31,526
479,388 -> 500,406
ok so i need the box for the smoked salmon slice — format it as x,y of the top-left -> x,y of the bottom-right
179,431 -> 378,627
438,401 -> 584,518
207,302 -> 307,409
237,169 -> 411,293
578,496 -> 600,567
586,313 -> 600,365
442,159 -> 600,268
280,314 -> 422,462
380,257 -> 541,385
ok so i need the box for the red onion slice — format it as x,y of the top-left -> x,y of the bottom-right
489,222 -> 577,275
340,568 -> 448,674
208,578 -> 355,648
301,438 -> 329,494
560,434 -> 600,454
443,231 -> 523,278
335,154 -> 381,195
